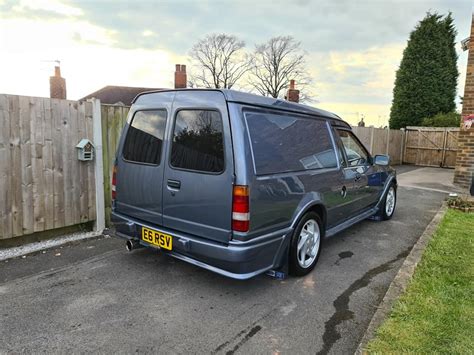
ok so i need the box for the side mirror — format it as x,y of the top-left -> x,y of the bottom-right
374,154 -> 390,166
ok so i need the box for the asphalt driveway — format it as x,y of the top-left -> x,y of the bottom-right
0,167 -> 451,354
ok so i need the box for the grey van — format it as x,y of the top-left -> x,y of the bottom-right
111,89 -> 397,279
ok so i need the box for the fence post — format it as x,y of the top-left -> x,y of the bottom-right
91,99 -> 105,233
401,128 -> 407,164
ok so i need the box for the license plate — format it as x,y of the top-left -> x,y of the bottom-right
141,227 -> 173,250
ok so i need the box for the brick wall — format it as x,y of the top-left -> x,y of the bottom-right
454,14 -> 474,190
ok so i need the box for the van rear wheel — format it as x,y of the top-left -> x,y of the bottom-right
289,212 -> 323,276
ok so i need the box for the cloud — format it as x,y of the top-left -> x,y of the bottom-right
14,0 -> 83,16
0,0 -> 471,126
308,44 -> 404,106
0,16 -> 184,100
43,0 -> 468,54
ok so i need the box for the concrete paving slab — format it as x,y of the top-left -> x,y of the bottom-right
397,167 -> 460,194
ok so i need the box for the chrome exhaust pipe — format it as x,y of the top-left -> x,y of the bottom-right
125,239 -> 141,252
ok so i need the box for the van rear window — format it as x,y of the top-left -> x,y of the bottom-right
245,112 -> 337,175
170,110 -> 224,173
122,110 -> 167,165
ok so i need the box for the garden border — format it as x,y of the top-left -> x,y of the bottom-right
355,202 -> 448,354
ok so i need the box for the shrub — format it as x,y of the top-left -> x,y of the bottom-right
421,112 -> 461,127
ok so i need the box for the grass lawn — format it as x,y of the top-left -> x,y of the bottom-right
366,209 -> 474,354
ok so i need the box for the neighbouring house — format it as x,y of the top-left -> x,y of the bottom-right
80,64 -> 187,106
454,14 -> 474,192
80,85 -> 163,106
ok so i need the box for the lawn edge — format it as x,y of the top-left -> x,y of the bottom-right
355,201 -> 448,354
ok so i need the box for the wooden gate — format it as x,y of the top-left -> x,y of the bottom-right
403,127 -> 459,168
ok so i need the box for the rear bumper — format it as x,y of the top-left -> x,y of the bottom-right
111,211 -> 291,280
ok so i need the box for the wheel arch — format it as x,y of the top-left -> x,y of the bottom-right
375,174 -> 397,211
290,200 -> 327,238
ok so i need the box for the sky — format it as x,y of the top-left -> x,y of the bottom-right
0,0 -> 472,127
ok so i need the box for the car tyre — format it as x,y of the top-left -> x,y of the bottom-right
381,183 -> 397,220
289,212 -> 323,277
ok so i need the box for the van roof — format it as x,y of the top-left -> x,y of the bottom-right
133,88 -> 348,124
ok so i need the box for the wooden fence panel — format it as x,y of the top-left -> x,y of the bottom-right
51,98 -> 64,229
101,104 -> 129,226
20,96 -> 34,236
0,94 -> 96,240
388,130 -> 404,165
352,126 -> 372,150
42,98 -> 54,230
351,126 -> 405,165
10,95 -> 22,237
0,95 -> 12,239
32,97 -> 46,232
371,128 -> 387,156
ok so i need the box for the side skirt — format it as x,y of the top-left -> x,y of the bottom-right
326,207 -> 378,238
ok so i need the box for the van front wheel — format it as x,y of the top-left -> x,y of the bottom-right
289,212 -> 323,276
381,184 -> 397,220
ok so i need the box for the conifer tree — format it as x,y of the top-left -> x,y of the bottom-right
389,13 -> 458,129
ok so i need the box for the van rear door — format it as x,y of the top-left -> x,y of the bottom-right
114,92 -> 174,226
162,91 -> 234,244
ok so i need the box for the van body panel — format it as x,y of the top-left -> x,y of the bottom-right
226,103 -> 252,187
113,88 -> 397,279
111,210 -> 289,279
114,92 -> 176,226
161,91 -> 234,244
246,169 -> 351,237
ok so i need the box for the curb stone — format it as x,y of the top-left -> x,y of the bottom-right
355,202 -> 448,354
0,231 -> 103,261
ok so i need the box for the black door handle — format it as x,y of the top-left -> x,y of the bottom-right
167,179 -> 181,189
354,174 -> 362,182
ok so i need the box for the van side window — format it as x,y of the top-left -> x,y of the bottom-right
337,130 -> 369,167
170,110 -> 224,173
245,112 -> 337,175
122,110 -> 167,164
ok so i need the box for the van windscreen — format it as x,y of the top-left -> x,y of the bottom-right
245,112 -> 337,175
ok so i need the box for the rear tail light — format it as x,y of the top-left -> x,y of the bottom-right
112,164 -> 117,201
232,185 -> 249,232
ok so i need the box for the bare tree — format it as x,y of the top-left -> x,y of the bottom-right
189,34 -> 251,89
249,36 -> 314,101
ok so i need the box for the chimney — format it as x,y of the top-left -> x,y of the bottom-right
49,66 -> 67,99
174,64 -> 187,89
286,79 -> 300,103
